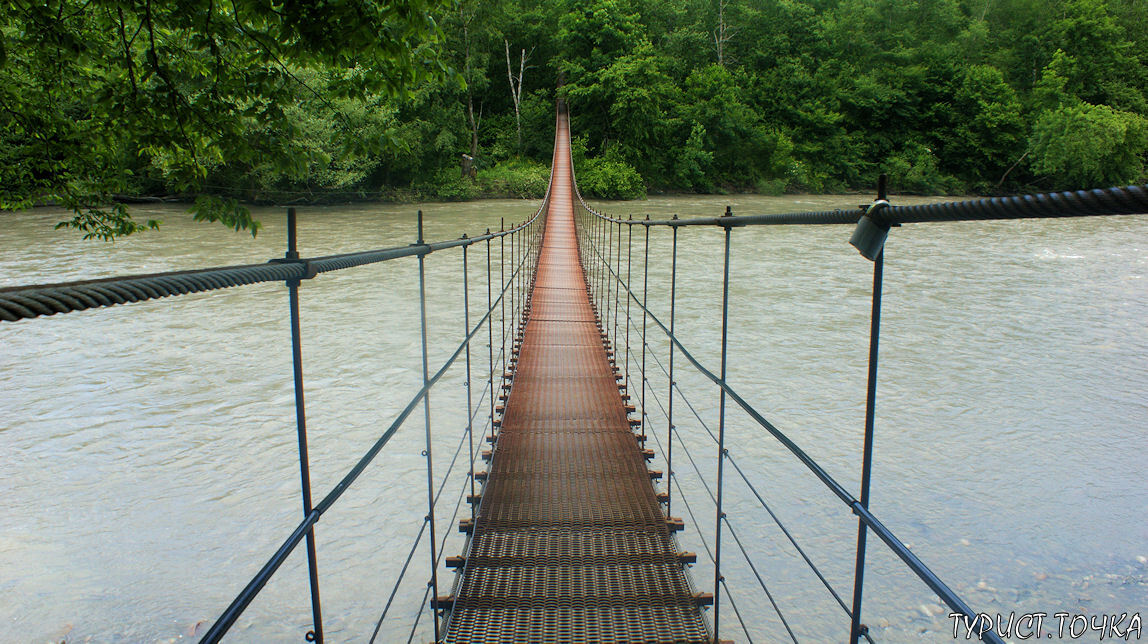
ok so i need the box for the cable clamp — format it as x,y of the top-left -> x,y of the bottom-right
269,257 -> 317,283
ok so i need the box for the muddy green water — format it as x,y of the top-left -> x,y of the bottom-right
1,195 -> 1145,643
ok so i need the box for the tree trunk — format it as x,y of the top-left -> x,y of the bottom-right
463,10 -> 479,166
505,40 -> 532,154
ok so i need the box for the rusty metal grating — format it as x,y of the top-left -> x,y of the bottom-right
442,112 -> 710,643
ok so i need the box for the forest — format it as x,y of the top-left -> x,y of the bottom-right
2,0 -> 1147,238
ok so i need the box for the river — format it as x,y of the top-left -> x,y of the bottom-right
1,195 -> 1145,643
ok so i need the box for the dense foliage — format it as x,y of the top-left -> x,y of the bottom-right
3,0 -> 1148,236
0,0 -> 449,238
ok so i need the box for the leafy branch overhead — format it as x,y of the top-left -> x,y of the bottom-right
0,0 -> 451,240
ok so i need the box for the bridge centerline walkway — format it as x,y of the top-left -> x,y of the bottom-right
442,111 -> 710,643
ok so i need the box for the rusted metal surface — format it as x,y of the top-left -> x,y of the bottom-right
442,113 -> 709,642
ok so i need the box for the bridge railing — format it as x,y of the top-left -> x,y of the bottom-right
1,101 -> 586,644
571,178 -> 1148,643
1,173 -> 554,642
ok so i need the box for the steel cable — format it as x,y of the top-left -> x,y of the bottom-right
368,517 -> 428,643
373,298 -> 498,643
665,398 -> 801,643
721,579 -> 755,644
640,324 -> 856,620
587,184 -> 1148,228
671,422 -> 717,506
203,248 -> 529,640
633,322 -> 857,627
579,205 -> 1003,644
608,240 -> 820,644
723,515 -> 799,642
1,215 -> 544,324
670,469 -> 714,565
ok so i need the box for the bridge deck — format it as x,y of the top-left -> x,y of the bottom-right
442,112 -> 710,643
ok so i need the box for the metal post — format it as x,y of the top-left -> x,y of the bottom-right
850,176 -> 887,643
462,239 -> 476,520
415,210 -> 441,641
625,220 -> 632,388
613,220 -> 621,371
588,213 -> 593,298
601,215 -> 608,336
591,215 -> 598,300
713,214 -> 734,641
640,221 -> 650,465
517,223 -> 522,318
500,219 -> 506,377
605,218 -> 613,340
510,225 -> 516,354
518,223 -> 524,320
582,213 -> 589,290
600,216 -> 607,312
285,207 -> 325,644
578,211 -> 585,271
516,225 -> 521,329
486,231 -> 496,445
666,223 -> 679,516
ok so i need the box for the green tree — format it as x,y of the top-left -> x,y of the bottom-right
940,65 -> 1026,188
1042,0 -> 1146,112
0,0 -> 449,239
1029,102 -> 1148,188
680,64 -> 792,189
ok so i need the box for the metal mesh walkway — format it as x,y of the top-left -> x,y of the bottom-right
442,112 -> 710,643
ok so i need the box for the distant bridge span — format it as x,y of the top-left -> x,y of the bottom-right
439,106 -> 711,643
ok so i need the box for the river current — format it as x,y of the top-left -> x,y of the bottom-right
1,195 -> 1145,642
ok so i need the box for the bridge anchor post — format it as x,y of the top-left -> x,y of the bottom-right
849,175 -> 887,643
284,207 -> 325,644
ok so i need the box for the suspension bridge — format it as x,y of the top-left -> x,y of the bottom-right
3,101 -> 1147,643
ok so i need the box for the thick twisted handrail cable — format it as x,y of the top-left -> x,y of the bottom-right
1,207 -> 545,324
0,263 -> 302,322
582,183 -> 1148,227
579,212 -> 1004,644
